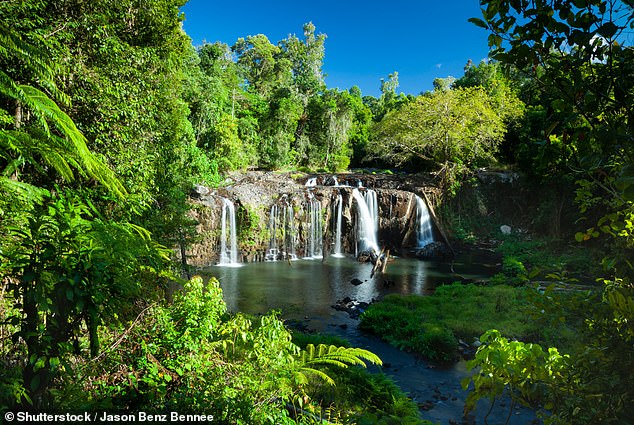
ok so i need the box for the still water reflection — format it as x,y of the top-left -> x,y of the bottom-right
202,256 -> 493,325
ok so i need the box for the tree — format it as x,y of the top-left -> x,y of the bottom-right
467,1 -> 634,422
234,34 -> 290,98
453,60 -> 524,124
369,86 -> 511,187
347,86 -> 372,167
366,72 -> 411,122
304,89 -> 355,171
280,22 -> 327,104
0,23 -> 124,201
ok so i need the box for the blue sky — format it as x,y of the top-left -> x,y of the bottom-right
180,1 -> 492,97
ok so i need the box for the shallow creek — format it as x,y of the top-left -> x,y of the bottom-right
203,256 -> 539,425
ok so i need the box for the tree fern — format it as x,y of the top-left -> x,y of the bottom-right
296,343 -> 382,386
0,24 -> 125,199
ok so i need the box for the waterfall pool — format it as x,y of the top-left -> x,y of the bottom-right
203,255 -> 497,329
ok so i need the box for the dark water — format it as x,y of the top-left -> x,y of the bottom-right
203,255 -> 492,324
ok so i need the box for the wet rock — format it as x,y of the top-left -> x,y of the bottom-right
419,401 -> 435,411
357,250 -> 376,263
350,278 -> 363,286
331,297 -> 371,319
414,241 -> 452,259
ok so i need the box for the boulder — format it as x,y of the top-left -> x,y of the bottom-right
414,241 -> 451,259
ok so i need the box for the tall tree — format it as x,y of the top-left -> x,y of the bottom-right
369,86 -> 514,186
280,22 -> 327,104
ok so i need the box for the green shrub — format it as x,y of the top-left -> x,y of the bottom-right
412,324 -> 458,363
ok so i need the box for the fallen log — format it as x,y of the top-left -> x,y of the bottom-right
371,247 -> 386,277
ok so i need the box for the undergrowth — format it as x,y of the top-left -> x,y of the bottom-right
359,283 -> 579,362
292,332 -> 433,425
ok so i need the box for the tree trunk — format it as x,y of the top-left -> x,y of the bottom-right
15,100 -> 22,129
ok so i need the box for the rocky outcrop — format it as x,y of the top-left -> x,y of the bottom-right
179,171 -> 443,268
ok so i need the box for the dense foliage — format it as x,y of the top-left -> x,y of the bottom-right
1,0 -> 633,423
459,1 -> 634,424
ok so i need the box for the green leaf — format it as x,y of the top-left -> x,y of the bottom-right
468,17 -> 489,29
596,22 -> 619,39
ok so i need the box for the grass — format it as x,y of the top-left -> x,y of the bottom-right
494,233 -> 599,278
359,283 -> 579,362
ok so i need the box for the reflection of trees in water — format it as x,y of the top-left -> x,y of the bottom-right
206,258 -> 489,320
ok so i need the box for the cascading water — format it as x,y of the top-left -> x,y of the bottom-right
415,195 -> 434,248
266,204 -> 280,261
218,197 -> 241,267
332,194 -> 344,257
284,205 -> 297,260
266,203 -> 297,261
304,198 -> 323,259
364,189 -> 379,235
352,188 -> 379,254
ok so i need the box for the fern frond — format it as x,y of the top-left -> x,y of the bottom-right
301,344 -> 383,369
295,344 -> 382,387
0,24 -> 68,106
0,86 -> 126,198
0,177 -> 50,201
295,367 -> 336,386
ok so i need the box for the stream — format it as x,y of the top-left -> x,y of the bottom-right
202,256 -> 540,425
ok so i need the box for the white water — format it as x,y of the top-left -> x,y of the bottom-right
218,198 -> 241,267
415,195 -> 434,248
352,188 -> 379,254
266,204 -> 297,261
332,194 -> 345,257
304,199 -> 323,259
364,189 -> 379,235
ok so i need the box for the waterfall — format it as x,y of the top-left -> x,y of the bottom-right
266,203 -> 297,261
266,204 -> 280,261
364,189 -> 379,234
415,195 -> 435,248
304,199 -> 323,259
305,177 -> 317,187
352,188 -> 379,254
332,194 -> 344,257
218,198 -> 241,266
284,205 -> 297,260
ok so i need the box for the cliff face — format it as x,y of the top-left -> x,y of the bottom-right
181,171 -> 441,268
